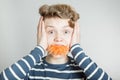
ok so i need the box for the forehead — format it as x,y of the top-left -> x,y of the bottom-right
44,17 -> 70,28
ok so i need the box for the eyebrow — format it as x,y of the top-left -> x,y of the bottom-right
45,25 -> 54,28
45,25 -> 70,28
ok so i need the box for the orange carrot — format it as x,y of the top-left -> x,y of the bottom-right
47,45 -> 69,56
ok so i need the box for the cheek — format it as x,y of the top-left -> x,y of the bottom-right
47,34 -> 54,45
64,34 -> 72,43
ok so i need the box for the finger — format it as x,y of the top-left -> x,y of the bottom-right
37,16 -> 43,45
75,21 -> 79,33
73,21 -> 78,37
41,20 -> 45,33
75,21 -> 80,43
76,21 -> 80,43
37,16 -> 43,33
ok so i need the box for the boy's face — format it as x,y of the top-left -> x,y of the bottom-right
44,17 -> 73,55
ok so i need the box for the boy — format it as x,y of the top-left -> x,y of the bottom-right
0,4 -> 112,80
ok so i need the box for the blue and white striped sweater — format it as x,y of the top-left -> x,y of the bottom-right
24,57 -> 86,80
0,44 -> 112,80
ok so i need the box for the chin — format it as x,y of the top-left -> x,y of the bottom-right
50,54 -> 67,58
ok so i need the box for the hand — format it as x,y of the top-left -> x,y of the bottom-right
37,17 -> 48,50
70,21 -> 80,47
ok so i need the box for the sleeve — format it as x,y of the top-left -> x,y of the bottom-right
0,45 -> 45,80
70,44 -> 112,80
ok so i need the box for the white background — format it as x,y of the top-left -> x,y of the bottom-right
0,0 -> 120,79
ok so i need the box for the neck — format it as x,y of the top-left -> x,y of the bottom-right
45,54 -> 69,64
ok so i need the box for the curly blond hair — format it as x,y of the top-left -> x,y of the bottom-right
39,4 -> 80,27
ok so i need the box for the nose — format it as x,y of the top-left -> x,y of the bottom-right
54,33 -> 63,42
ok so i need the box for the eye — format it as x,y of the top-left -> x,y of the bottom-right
64,30 -> 70,34
48,30 -> 54,34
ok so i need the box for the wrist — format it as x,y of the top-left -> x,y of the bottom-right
70,43 -> 80,51
36,45 -> 46,56
70,43 -> 81,56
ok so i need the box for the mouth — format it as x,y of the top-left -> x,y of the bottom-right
47,44 -> 69,56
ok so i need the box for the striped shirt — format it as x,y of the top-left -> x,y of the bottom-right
24,57 -> 86,80
0,44 -> 112,80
